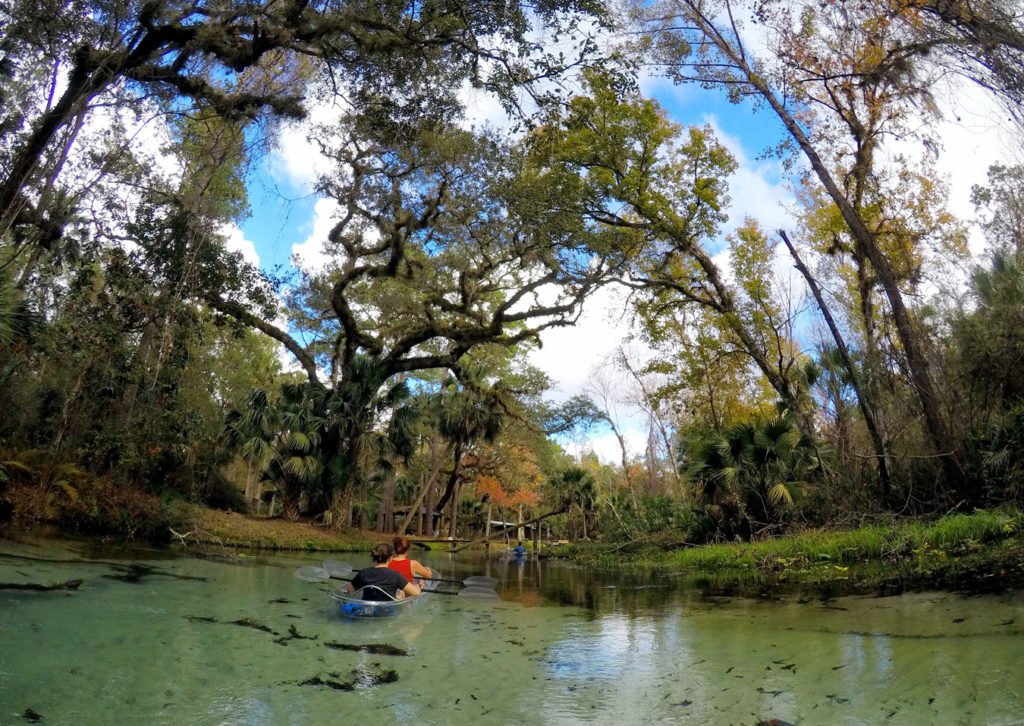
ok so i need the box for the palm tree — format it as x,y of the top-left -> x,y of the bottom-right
227,357 -> 419,525
959,250 -> 1024,405
318,358 -> 418,526
225,384 -> 325,520
687,415 -> 824,538
430,368 -> 509,536
225,388 -> 276,509
554,467 -> 597,540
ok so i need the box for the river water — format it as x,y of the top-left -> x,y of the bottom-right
1,536 -> 1022,725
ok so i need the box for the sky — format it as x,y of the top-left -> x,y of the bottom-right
227,27 -> 1014,465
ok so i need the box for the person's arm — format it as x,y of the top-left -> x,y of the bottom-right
411,561 -> 432,579
402,580 -> 421,597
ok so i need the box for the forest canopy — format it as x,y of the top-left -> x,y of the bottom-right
1,0 -> 1022,544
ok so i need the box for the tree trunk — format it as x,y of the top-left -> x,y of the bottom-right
663,3 -> 960,490
51,365 -> 88,454
424,479 -> 437,537
1,49 -> 106,238
397,438 -> 443,534
778,230 -> 893,498
448,479 -> 460,539
282,482 -> 301,521
15,106 -> 90,289
377,471 -> 395,532
433,440 -> 463,514
244,461 -> 257,510
119,320 -> 157,429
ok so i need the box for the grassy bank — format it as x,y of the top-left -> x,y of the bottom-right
171,505 -> 380,552
559,509 -> 1024,594
1,478 -> 380,552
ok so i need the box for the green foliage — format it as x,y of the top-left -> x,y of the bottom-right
656,509 -> 1022,572
972,164 -> 1022,249
225,358 -> 419,522
595,494 -> 695,541
0,0 -> 616,540
549,466 -> 597,512
530,71 -> 736,252
0,199 -> 282,509
951,248 -> 1024,506
965,407 -> 1024,506
685,414 -> 827,540
3,0 -> 1024,548
954,249 -> 1024,406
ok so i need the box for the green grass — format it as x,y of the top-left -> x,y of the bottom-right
678,509 -> 1020,570
565,509 -> 1023,574
176,504 -> 380,551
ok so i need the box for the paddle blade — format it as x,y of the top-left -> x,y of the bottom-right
463,575 -> 499,589
295,566 -> 329,582
322,560 -> 353,578
458,586 -> 501,601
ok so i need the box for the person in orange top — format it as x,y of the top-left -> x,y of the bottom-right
388,535 -> 433,585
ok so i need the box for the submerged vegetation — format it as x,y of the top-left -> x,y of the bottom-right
1,0 -> 1023,590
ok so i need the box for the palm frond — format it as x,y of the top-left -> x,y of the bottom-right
282,455 -> 320,480
768,482 -> 794,506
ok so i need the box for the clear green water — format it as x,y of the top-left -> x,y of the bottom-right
1,537 -> 1022,725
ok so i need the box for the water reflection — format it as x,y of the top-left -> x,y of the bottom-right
453,551 -> 766,615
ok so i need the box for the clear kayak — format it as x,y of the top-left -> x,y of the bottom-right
329,575 -> 439,619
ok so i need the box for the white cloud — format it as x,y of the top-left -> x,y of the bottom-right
529,284 -> 636,401
291,197 -> 344,272
575,429 -> 650,466
639,73 -> 696,112
460,80 -> 516,131
700,114 -> 795,237
269,99 -> 347,191
930,79 -> 1017,254
529,284 -> 658,462
219,222 -> 260,268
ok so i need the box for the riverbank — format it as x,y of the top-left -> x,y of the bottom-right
169,505 -> 380,551
5,482 -> 1023,595
556,509 -> 1024,595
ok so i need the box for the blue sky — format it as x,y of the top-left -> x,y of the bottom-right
241,163 -> 318,273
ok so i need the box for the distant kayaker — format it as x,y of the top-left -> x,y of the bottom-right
512,542 -> 527,556
389,536 -> 433,585
346,543 -> 421,601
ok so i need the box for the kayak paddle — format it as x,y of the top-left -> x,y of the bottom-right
324,561 -> 498,589
293,564 -> 500,601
